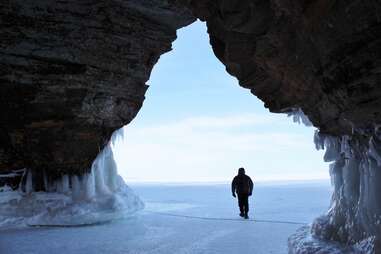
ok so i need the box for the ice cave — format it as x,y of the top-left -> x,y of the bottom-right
1,0 -> 381,253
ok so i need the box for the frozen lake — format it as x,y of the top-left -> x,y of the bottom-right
0,181 -> 331,254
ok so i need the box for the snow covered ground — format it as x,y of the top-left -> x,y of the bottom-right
0,181 -> 331,254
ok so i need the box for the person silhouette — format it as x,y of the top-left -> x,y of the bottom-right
231,167 -> 253,219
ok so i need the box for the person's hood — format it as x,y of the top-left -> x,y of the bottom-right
238,168 -> 245,176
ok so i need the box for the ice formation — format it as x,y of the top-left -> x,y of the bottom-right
287,108 -> 313,127
0,129 -> 143,227
289,127 -> 381,253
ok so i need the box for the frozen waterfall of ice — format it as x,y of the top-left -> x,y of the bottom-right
0,129 -> 143,227
289,127 -> 381,254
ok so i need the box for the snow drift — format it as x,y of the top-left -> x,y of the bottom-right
0,129 -> 143,227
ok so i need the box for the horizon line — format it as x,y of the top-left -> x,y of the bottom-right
126,177 -> 330,185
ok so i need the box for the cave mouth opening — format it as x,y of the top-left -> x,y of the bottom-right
0,19 -> 331,232
112,20 -> 328,184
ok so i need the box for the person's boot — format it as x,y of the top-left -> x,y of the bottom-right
239,212 -> 244,217
244,213 -> 249,219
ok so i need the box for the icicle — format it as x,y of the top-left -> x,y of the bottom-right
25,170 -> 33,194
287,108 -> 313,127
43,170 -> 49,192
340,135 -> 352,159
368,136 -> 381,167
61,175 -> 70,193
323,136 -> 341,162
103,145 -> 118,192
71,175 -> 82,201
368,126 -> 381,167
92,149 -> 111,196
55,179 -> 63,193
56,175 -> 70,193
85,172 -> 96,199
314,130 -> 325,150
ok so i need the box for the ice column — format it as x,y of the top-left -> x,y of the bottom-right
0,128 -> 143,227
310,128 -> 381,249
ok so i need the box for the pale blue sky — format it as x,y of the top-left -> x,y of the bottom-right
114,20 -> 328,182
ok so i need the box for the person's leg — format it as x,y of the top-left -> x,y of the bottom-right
244,195 -> 249,214
238,194 -> 244,216
244,195 -> 249,219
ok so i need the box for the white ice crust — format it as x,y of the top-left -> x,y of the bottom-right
0,129 -> 143,227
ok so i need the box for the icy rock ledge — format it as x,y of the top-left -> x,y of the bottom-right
0,130 -> 143,227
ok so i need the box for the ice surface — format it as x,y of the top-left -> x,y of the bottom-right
0,129 -> 143,227
0,182 -> 331,254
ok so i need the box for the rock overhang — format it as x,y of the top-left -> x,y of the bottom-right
1,0 -> 381,251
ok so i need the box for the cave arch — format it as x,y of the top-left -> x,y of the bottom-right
1,0 -> 381,252
113,20 -> 326,183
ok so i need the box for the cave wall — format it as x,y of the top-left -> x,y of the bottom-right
0,0 -> 194,180
188,0 -> 381,135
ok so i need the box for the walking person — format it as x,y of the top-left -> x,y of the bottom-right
231,167 -> 253,219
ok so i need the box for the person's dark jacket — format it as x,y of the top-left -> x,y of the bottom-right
231,172 -> 253,196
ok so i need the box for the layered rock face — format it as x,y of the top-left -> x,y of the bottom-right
1,0 -> 381,252
0,0 -> 194,185
189,0 -> 381,136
